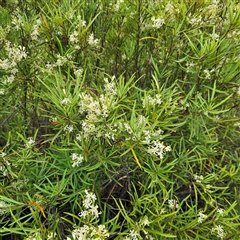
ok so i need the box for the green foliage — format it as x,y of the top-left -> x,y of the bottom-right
0,0 -> 240,239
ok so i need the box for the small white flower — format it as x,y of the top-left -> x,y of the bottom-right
165,145 -> 171,152
141,216 -> 150,226
142,94 -> 162,108
0,200 -> 9,215
0,152 -> 6,158
6,75 -> 15,83
74,68 -> 83,77
77,16 -> 86,27
147,140 -> 170,159
31,25 -> 40,40
203,69 -> 214,80
210,33 -> 220,39
217,208 -> 225,215
71,153 -> 83,167
194,174 -> 204,183
104,77 -> 117,95
55,54 -> 68,67
64,124 -> 74,133
69,30 -> 79,44
166,3 -> 174,13
10,68 -> 18,75
60,97 -> 71,106
47,232 -> 57,239
45,62 -> 54,72
25,137 -> 35,148
76,133 -> 81,141
212,225 -> 225,239
49,117 -> 57,123
151,16 -> 165,29
89,204 -> 101,218
88,33 -> 99,46
168,199 -> 179,209
79,210 -> 88,218
137,115 -> 146,127
197,211 -> 207,223
79,190 -> 101,219
189,15 -> 202,26
186,62 -> 195,72
128,229 -> 139,240
0,165 -> 8,176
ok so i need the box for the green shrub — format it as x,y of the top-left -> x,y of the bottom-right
0,0 -> 240,239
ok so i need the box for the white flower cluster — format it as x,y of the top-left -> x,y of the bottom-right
68,224 -> 109,240
77,16 -> 87,28
0,41 -> 27,84
71,153 -> 84,168
212,225 -> 225,239
24,231 -> 57,240
125,216 -> 152,240
69,30 -> 81,50
31,19 -> 41,41
189,14 -> 203,26
88,33 -> 99,47
118,115 -> 171,159
203,69 -> 213,80
215,207 -> 225,221
44,62 -> 54,73
168,199 -> 179,209
25,137 -> 35,148
76,79 -> 171,159
217,208 -> 225,215
81,121 -> 96,138
74,68 -> 83,78
204,0 -> 221,25
0,163 -> 9,176
0,200 -> 9,215
186,61 -> 195,73
79,190 -> 101,219
194,174 -> 204,183
143,14 -> 165,31
66,190 -> 108,240
165,2 -> 180,23
69,30 -> 79,44
103,124 -> 118,141
55,54 -> 73,67
79,93 -> 108,119
166,3 -> 174,14
61,97 -> 71,106
147,140 -> 171,159
4,41 -> 27,65
151,16 -> 165,29
104,76 -> 117,96
142,128 -> 163,144
0,151 -> 6,158
110,0 -> 124,12
197,211 -> 207,223
78,85 -> 114,139
142,93 -> 162,108
11,11 -> 24,30
64,124 -> 74,133
41,54 -> 74,74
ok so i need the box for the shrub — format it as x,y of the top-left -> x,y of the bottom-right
0,0 -> 240,239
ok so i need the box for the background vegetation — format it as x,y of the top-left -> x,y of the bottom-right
0,0 -> 240,239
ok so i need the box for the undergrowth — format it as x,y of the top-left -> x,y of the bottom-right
0,0 -> 240,239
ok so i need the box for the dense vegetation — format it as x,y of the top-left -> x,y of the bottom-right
0,0 -> 240,239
